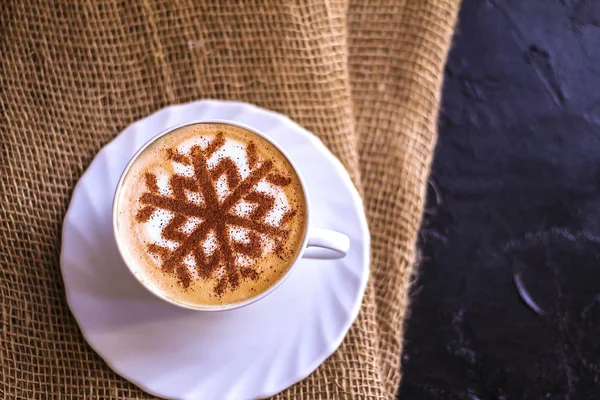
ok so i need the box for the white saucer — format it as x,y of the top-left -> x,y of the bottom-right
60,100 -> 370,400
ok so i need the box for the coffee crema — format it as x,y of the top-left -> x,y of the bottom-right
115,123 -> 307,307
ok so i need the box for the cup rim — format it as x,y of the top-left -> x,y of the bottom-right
112,119 -> 311,312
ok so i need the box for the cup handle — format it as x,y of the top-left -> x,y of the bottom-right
302,228 -> 350,260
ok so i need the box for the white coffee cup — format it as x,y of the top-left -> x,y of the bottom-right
112,119 -> 350,311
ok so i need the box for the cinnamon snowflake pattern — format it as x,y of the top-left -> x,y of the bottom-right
135,132 -> 297,295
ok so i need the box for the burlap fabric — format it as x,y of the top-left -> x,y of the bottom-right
1,1 -> 459,398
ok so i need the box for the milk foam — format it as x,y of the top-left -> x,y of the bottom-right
118,122 -> 308,306
140,135 -> 292,269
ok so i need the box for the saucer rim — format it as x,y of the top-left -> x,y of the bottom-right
60,100 -> 370,400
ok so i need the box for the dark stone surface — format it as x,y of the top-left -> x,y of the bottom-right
399,0 -> 600,398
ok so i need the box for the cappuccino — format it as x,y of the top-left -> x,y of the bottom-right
115,123 -> 307,307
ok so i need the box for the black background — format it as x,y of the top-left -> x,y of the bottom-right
399,1 -> 600,398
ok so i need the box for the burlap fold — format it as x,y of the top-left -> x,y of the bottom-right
1,1 -> 459,398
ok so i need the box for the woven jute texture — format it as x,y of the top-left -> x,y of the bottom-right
1,1 -> 459,398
